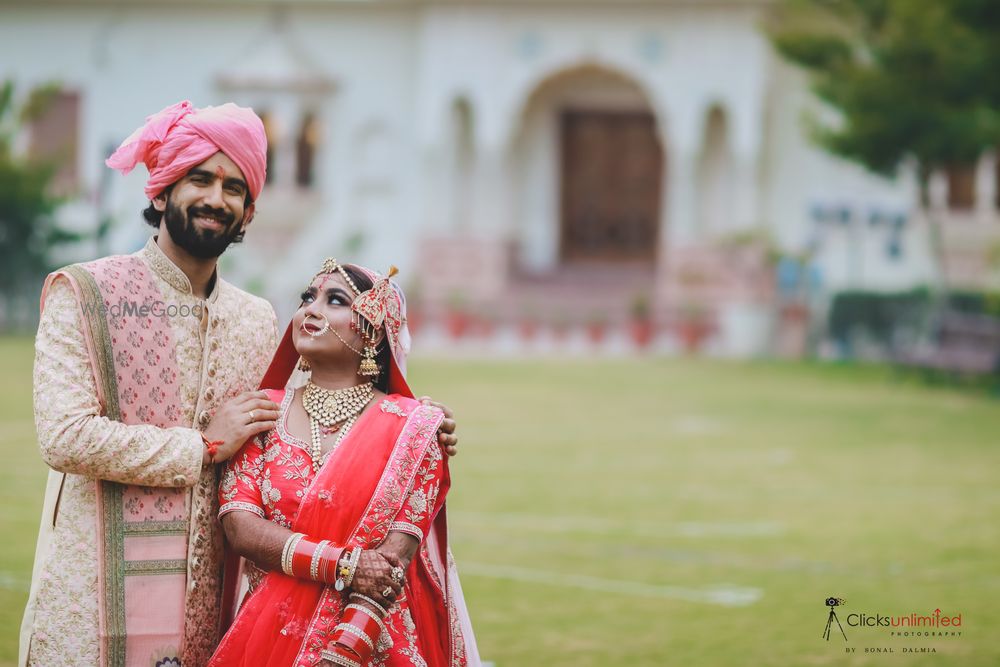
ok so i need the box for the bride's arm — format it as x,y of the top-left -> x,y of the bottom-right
221,510 -> 292,573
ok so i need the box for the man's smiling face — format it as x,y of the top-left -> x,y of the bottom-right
159,152 -> 250,259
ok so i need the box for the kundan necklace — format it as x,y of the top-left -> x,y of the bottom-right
302,380 -> 374,472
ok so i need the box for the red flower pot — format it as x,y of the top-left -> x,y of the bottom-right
445,311 -> 471,339
586,322 -> 608,344
629,319 -> 655,348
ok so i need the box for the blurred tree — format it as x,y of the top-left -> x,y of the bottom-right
767,0 -> 1000,290
0,81 -> 79,329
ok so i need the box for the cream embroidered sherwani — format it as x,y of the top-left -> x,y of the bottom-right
21,238 -> 279,666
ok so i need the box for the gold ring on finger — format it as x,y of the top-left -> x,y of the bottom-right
390,566 -> 404,583
382,586 -> 393,598
248,410 -> 255,423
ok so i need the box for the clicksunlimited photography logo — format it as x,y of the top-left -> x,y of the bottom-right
822,597 -> 848,641
818,595 -> 964,655
847,607 -> 962,636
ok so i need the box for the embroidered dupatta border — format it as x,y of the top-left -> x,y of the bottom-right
62,265 -> 122,421
292,404 -> 445,667
62,265 -> 130,666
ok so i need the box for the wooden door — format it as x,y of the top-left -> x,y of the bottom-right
560,110 -> 663,263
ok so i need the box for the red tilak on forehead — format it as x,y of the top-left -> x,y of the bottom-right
214,165 -> 226,179
315,274 -> 337,291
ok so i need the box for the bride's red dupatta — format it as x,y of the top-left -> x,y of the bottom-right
213,323 -> 478,666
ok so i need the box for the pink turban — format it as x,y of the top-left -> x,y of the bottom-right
106,100 -> 268,201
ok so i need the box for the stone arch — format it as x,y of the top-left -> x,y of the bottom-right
502,58 -> 668,150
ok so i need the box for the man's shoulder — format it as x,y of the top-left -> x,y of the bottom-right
42,254 -> 137,307
50,253 -> 139,279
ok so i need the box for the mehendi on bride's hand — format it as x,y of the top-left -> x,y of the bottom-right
351,549 -> 404,609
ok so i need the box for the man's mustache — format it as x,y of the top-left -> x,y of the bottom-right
187,206 -> 236,228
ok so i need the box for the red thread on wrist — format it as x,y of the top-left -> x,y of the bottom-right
201,434 -> 222,462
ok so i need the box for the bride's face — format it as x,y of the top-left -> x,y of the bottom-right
292,272 -> 366,368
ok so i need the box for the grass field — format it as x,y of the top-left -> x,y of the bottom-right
2,335 -> 999,666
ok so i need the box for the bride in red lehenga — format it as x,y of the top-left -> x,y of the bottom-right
208,259 -> 479,667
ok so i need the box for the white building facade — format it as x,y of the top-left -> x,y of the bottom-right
3,0 -> 997,354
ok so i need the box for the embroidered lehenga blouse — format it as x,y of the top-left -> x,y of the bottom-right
218,388 -> 448,666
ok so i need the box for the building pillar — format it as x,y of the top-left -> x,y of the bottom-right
975,151 -> 997,219
731,152 -> 761,231
665,149 -> 699,247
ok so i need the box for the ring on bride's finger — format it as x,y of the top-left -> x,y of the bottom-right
382,586 -> 394,598
248,410 -> 256,423
390,566 -> 404,583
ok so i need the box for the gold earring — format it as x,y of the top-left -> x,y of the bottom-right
358,341 -> 379,378
297,356 -> 311,372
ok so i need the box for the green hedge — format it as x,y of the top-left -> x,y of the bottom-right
828,288 -> 1000,348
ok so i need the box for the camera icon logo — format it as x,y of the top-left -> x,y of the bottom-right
823,597 -> 848,641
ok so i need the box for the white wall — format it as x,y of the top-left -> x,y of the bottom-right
0,0 -> 937,321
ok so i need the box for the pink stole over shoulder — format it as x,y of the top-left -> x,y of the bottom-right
43,256 -> 190,667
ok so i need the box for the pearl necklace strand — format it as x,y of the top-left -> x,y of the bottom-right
302,381 -> 373,472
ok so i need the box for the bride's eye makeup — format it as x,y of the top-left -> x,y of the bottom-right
299,287 -> 349,306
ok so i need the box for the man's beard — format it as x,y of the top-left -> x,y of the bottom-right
163,199 -> 243,259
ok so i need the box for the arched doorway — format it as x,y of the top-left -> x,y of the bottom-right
511,64 -> 665,271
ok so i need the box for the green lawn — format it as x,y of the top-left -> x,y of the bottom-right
2,336 -> 998,665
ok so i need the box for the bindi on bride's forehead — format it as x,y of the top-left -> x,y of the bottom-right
314,274 -> 338,291
317,271 -> 356,291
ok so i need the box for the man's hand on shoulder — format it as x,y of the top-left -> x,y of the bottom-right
417,396 -> 458,457
202,390 -> 280,463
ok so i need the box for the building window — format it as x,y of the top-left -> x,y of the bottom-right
259,111 -> 276,183
27,89 -> 80,195
295,112 -> 319,188
946,163 -> 975,210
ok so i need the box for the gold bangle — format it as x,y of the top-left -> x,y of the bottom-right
345,546 -> 362,587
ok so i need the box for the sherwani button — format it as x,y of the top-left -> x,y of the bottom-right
172,475 -> 186,485
198,410 -> 211,426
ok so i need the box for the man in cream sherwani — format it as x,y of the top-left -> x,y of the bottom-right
21,101 -> 283,667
